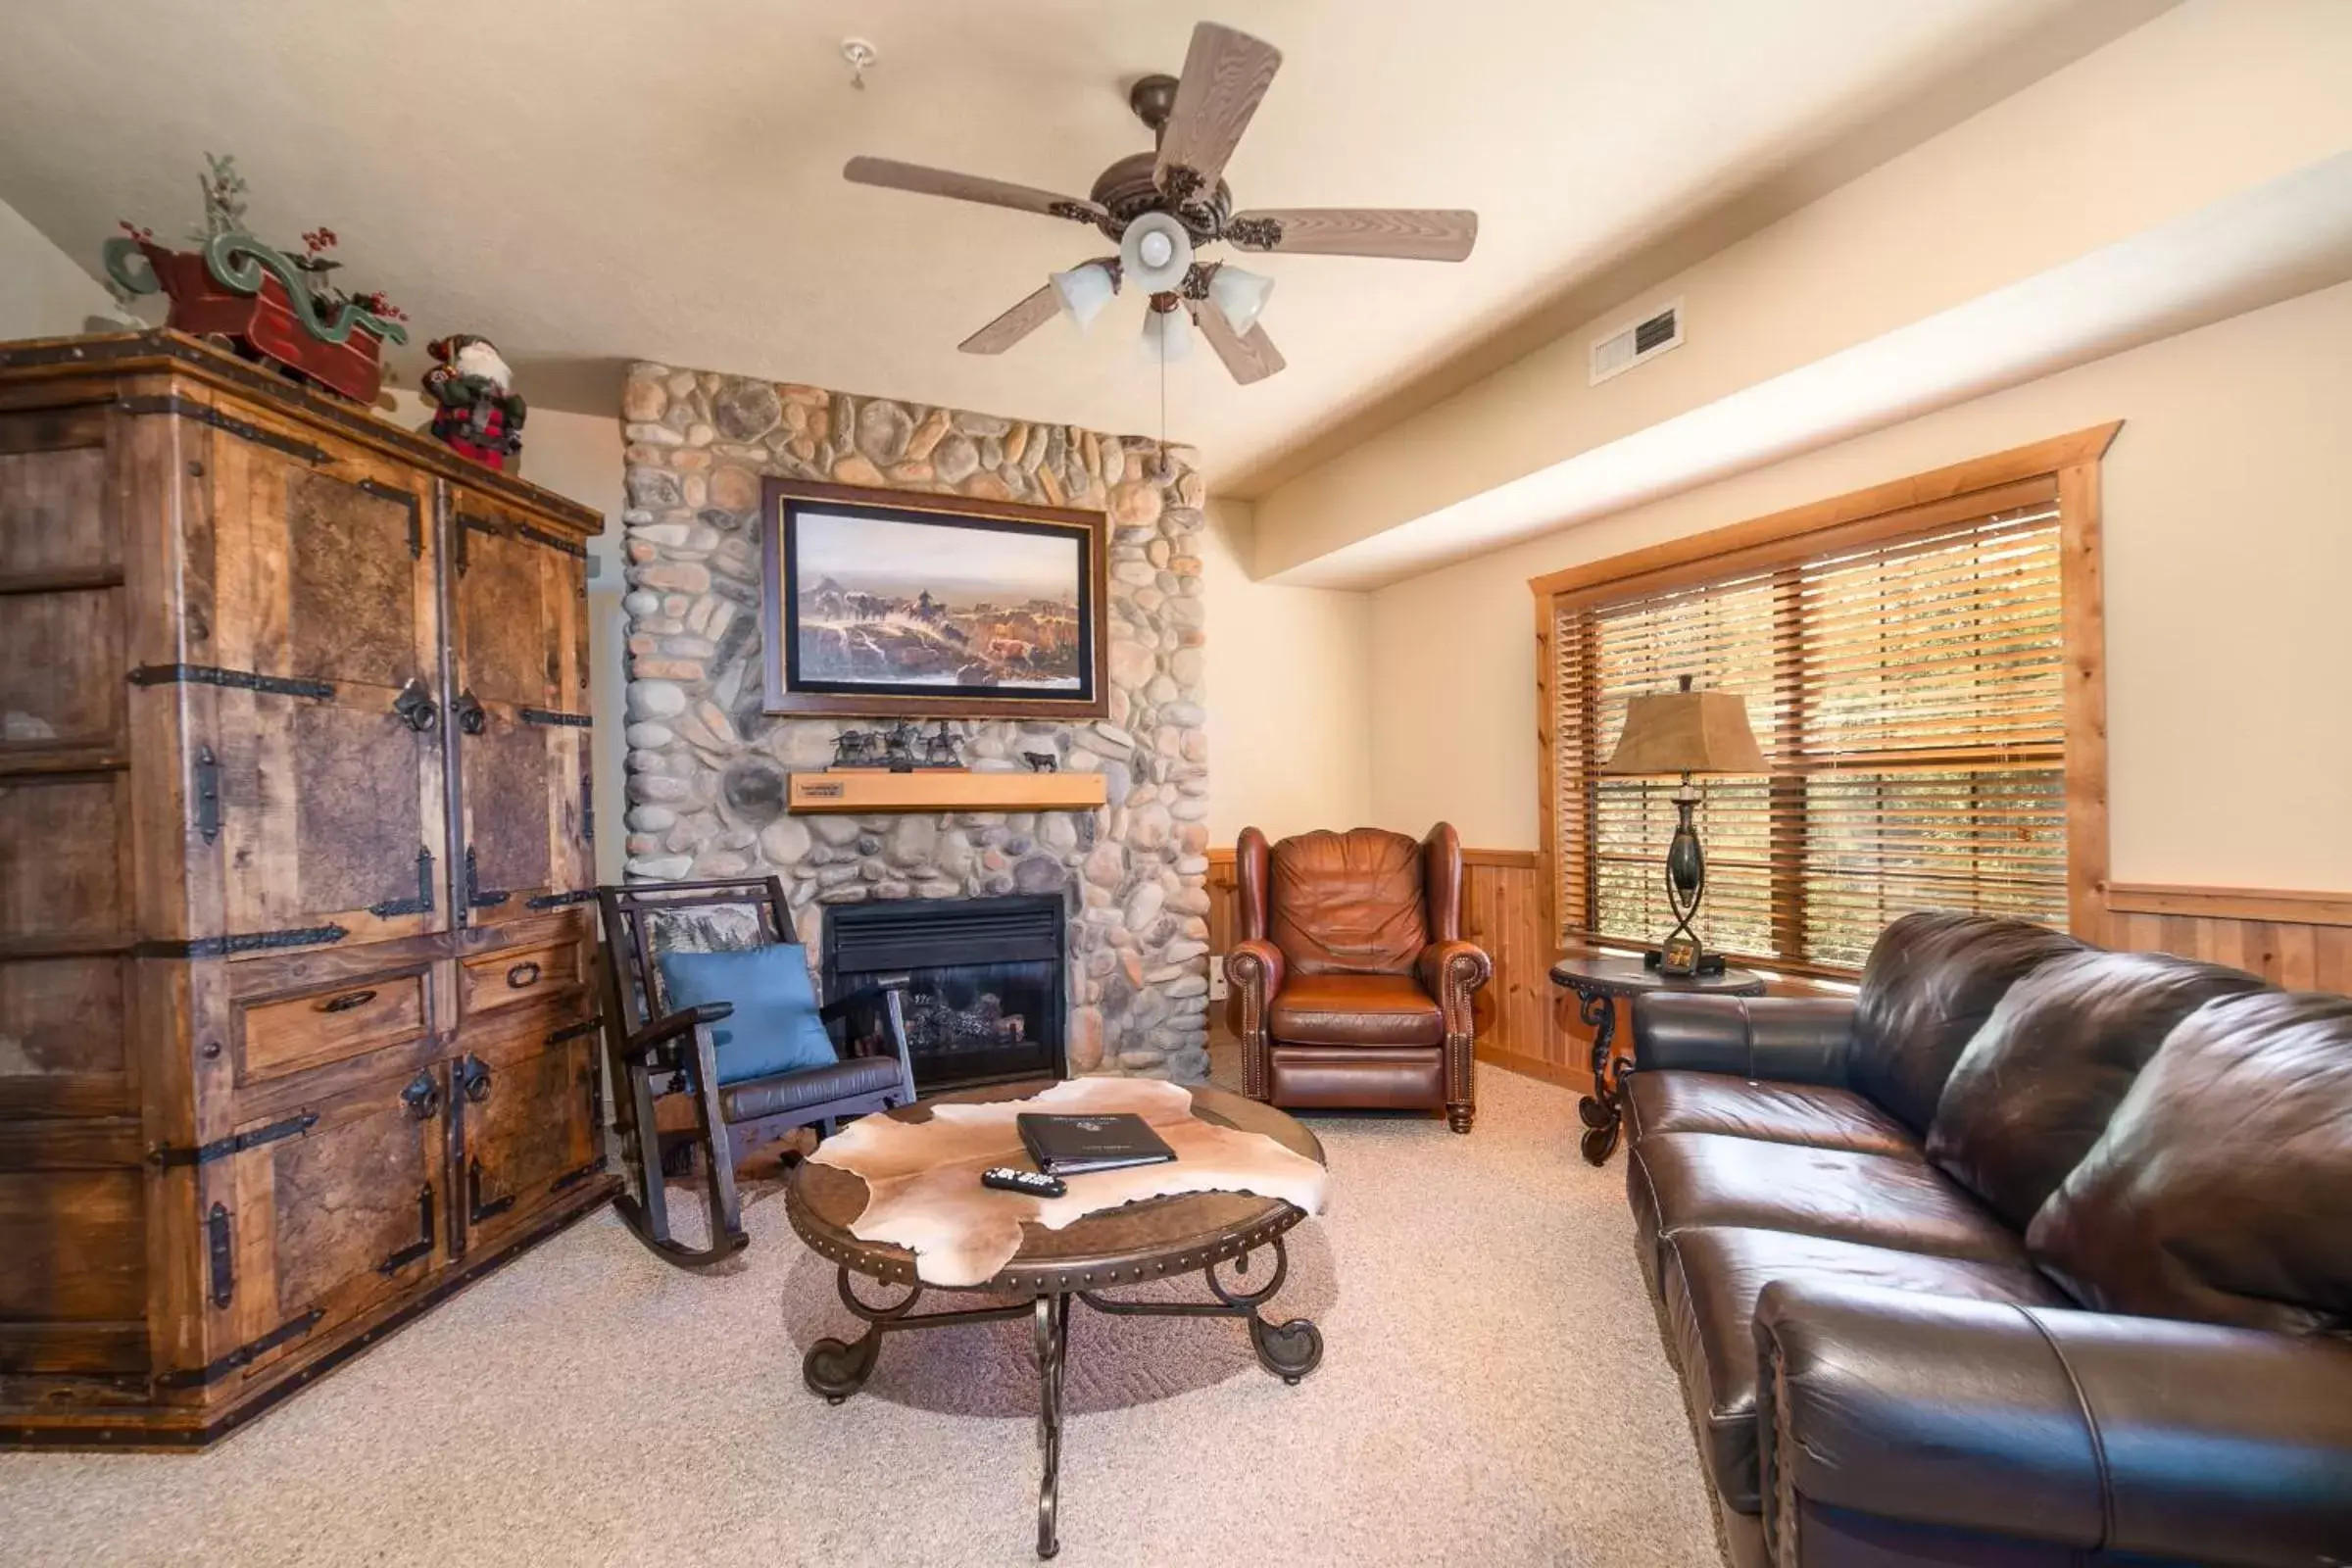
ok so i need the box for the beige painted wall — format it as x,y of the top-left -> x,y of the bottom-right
1199,498 -> 1373,843
0,194 -> 110,339
1253,0 -> 2352,579
1367,280 -> 2352,892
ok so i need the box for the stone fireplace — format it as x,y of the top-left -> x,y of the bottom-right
617,364 -> 1211,1081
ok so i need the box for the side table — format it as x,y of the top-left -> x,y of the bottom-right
1548,956 -> 1765,1165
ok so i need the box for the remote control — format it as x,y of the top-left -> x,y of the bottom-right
981,1166 -> 1066,1198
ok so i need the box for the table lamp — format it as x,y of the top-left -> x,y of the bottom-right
1598,675 -> 1767,976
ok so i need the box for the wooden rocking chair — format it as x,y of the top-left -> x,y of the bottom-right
596,876 -> 917,1269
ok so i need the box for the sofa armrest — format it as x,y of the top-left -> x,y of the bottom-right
1630,994 -> 1855,1086
1415,940 -> 1491,1038
1753,1280 -> 2352,1568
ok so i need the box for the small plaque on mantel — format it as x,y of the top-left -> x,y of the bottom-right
788,770 -> 1108,815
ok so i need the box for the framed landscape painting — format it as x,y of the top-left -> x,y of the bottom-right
760,477 -> 1109,719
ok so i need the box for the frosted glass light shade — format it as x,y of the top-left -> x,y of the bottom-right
1139,306 -> 1193,365
1052,262 -> 1117,330
1207,266 -> 1275,335
1119,212 -> 1195,293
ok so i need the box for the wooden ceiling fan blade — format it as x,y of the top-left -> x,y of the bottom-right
958,285 -> 1064,355
1196,305 -> 1285,385
845,156 -> 1103,225
1227,208 -> 1479,262
1152,24 -> 1283,198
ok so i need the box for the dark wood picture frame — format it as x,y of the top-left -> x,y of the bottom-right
759,476 -> 1110,720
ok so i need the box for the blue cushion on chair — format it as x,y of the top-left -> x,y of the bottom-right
655,945 -> 838,1086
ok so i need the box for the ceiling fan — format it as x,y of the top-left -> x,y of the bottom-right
843,21 -> 1479,385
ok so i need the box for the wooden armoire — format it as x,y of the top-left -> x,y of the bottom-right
0,332 -> 615,1446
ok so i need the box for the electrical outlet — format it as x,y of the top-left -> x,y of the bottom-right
1206,955 -> 1229,1003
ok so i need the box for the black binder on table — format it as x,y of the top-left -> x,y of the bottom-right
1015,1112 -> 1178,1177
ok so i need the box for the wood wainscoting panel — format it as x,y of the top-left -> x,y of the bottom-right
2103,884 -> 2352,992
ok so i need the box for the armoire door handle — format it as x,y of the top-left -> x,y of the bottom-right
452,691 -> 486,736
391,679 -> 439,733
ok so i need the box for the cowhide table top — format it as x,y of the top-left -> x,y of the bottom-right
806,1077 -> 1330,1287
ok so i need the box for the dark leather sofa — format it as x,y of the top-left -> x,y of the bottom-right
1624,910 -> 2352,1568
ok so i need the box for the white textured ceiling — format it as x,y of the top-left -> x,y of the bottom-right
1,0 -> 2151,484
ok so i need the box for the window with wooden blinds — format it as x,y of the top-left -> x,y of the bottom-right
1544,461 -> 2093,976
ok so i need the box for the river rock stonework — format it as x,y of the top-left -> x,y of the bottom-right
618,364 -> 1212,1082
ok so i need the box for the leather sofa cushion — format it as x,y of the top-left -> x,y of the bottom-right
1268,972 -> 1445,1046
1269,828 -> 1427,975
1850,910 -> 2084,1135
718,1053 -> 903,1122
1658,1225 -> 2069,1515
1266,1044 -> 1444,1109
1630,1134 -> 2026,1283
1625,1071 -> 1920,1159
2028,991 -> 2352,1334
1928,951 -> 2264,1231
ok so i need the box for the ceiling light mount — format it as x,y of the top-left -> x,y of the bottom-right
840,37 -> 878,90
1127,74 -> 1181,142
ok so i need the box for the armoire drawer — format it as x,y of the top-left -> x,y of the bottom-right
233,958 -> 436,1085
459,937 -> 584,1017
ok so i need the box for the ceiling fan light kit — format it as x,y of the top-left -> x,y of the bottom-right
1205,263 -> 1274,336
1052,261 -> 1118,329
844,19 -> 1481,385
1118,211 -> 1195,293
1140,301 -> 1194,364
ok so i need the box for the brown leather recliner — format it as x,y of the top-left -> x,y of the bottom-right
1228,824 -> 1491,1132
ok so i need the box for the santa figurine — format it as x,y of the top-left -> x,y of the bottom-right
420,333 -> 526,470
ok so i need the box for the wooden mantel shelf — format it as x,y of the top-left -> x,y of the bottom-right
788,770 -> 1107,814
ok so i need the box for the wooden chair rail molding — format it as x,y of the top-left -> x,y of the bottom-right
1203,846 -> 2352,1097
2102,883 -> 2352,994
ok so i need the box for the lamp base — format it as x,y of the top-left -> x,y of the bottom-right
1642,943 -> 1726,979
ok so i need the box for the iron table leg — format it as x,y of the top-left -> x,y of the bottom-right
1572,985 -> 1628,1165
1033,1293 -> 1069,1558
808,1234 -> 1321,1560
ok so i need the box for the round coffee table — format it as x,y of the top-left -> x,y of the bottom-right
784,1080 -> 1327,1560
1548,955 -> 1766,1165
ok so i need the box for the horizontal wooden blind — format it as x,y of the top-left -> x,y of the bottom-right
1553,497 -> 2067,973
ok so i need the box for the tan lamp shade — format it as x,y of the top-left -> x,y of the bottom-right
1599,684 -> 1768,777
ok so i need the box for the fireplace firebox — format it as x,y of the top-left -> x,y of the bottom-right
822,895 -> 1066,1093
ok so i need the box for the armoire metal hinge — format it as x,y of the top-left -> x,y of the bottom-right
192,745 -> 221,845
467,1157 -> 514,1225
466,847 -> 510,910
152,1308 -> 325,1389
376,1185 -> 435,1275
151,1110 -> 318,1168
115,393 -> 328,466
206,1202 -> 233,1309
129,663 -> 335,701
354,477 -> 423,559
368,848 -> 436,919
134,926 -> 349,958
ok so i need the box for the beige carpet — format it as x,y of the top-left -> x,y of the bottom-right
0,1057 -> 1719,1568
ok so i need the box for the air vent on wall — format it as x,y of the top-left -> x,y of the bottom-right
1590,298 -> 1683,386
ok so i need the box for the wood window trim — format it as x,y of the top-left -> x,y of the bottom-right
1530,421 -> 2122,969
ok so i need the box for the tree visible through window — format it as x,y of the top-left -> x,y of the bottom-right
1549,500 -> 2069,974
